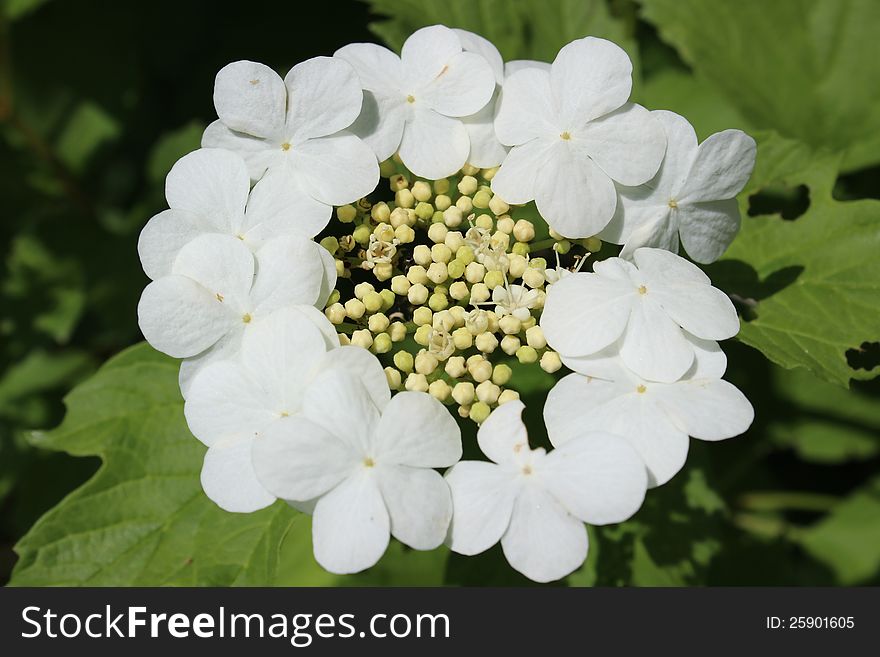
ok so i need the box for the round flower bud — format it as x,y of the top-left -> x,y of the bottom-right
500,335 -> 521,356
351,329 -> 373,350
461,163 -> 480,176
431,243 -> 452,264
465,309 -> 489,334
408,283 -> 429,306
405,373 -> 429,393
455,195 -> 473,214
434,178 -> 451,195
446,281 -> 467,301
428,379 -> 452,403
488,196 -> 509,216
513,219 -> 536,242
352,224 -> 371,246
373,223 -> 395,242
506,254 -> 527,279
394,224 -> 415,244
451,381 -> 475,406
432,211 -> 445,224
475,213 -> 494,230
433,311 -> 455,332
379,159 -> 396,177
344,298 -> 366,320
498,315 -> 522,335
411,180 -> 432,202
442,206 -> 463,227
379,289 -> 396,311
384,367 -> 401,390
413,306 -> 433,326
525,325 -> 547,349
445,355 -> 467,378
491,231 -> 510,252
522,267 -> 545,289
428,292 -> 449,312
446,259 -> 466,280
372,332 -> 392,354
540,350 -> 562,373
435,194 -> 452,211
512,242 -> 530,256
325,302 -> 346,325
367,313 -> 390,333
389,173 -> 409,191
415,351 -> 439,375
470,282 -> 491,303
395,188 -> 414,208
389,207 -> 412,228
492,364 -> 512,386
373,263 -> 393,281
495,215 -> 514,234
454,246 -> 474,265
319,235 -> 339,255
481,166 -> 499,181
337,333 -> 351,346
390,275 -> 411,296
406,265 -> 429,285
371,202 -> 391,223
415,201 -> 434,220
354,282 -> 375,300
394,350 -> 414,373
469,401 -> 491,424
516,345 -> 538,364
468,358 -> 493,383
498,389 -> 521,405
475,331 -> 498,353
521,315 -> 536,331
335,259 -> 346,277
584,236 -> 602,252
326,289 -> 341,306
414,324 -> 431,346
476,380 -> 501,404
427,262 -> 448,285
532,290 -> 546,309
464,261 -> 486,284
389,321 -> 407,342
458,175 -> 478,196
428,222 -> 448,244
484,270 -> 505,290
363,291 -> 383,313
413,244 -> 432,267
452,327 -> 473,350
337,204 -> 357,223
472,189 -> 491,209
449,305 -> 466,326
485,311 -> 500,333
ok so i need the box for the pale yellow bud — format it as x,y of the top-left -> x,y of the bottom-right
371,202 -> 391,223
484,270 -> 505,290
373,332 -> 392,354
384,367 -> 402,390
427,262 -> 449,285
472,189 -> 492,209
449,305 -> 466,326
525,325 -> 546,349
413,306 -> 433,326
395,188 -> 414,208
532,289 -> 546,309
413,244 -> 432,267
516,345 -> 538,364
411,180 -> 432,202
435,194 -> 452,211
442,206 -> 463,227
499,315 -> 522,335
501,335 -> 521,355
394,224 -> 415,244
451,381 -> 475,406
325,302 -> 346,325
508,254 -> 529,278
389,207 -> 412,228
475,331 -> 498,353
344,298 -> 366,320
444,231 -> 465,252
475,213 -> 494,230
452,327 -> 473,350
464,261 -> 486,284
481,166 -> 499,181
495,215 -> 514,234
461,163 -> 480,176
374,263 -> 393,281
335,259 -> 346,277
449,280 -> 469,300
540,350 -> 562,373
455,195 -> 473,214
406,265 -> 429,286
415,201 -> 434,220
337,204 -> 357,223
405,372 -> 429,393
434,178 -> 451,195
415,350 -> 439,375
488,196 -> 509,216
465,309 -> 489,334
492,364 -> 513,386
486,310 -> 500,332
468,358 -> 493,383
521,315 -> 536,330
363,291 -> 383,313
470,282 -> 491,303
433,311 -> 455,332
522,267 -> 545,288
394,350 -> 414,373
458,175 -> 478,196
389,173 -> 409,191
351,329 -> 373,350
490,231 -> 510,252
428,292 -> 449,312
585,236 -> 602,252
428,222 -> 448,244
390,275 -> 411,295
354,282 -> 375,300
352,224 -> 371,246
408,283 -> 429,306
513,219 -> 536,242
445,355 -> 467,378
497,389 -> 521,405
470,401 -> 491,424
431,243 -> 452,264
428,379 -> 452,403
367,313 -> 390,333
476,380 -> 501,404
389,321 -> 407,342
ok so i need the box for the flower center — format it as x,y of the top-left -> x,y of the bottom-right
636,384 -> 647,394
668,199 -> 678,209
281,142 -> 291,151
242,313 -> 252,323
638,285 -> 647,295
279,411 -> 290,418
522,465 -> 533,475
215,292 -> 224,302
406,94 -> 416,104
363,457 -> 375,468
560,131 -> 571,141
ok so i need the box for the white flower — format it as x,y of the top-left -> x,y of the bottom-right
445,400 -> 646,583
138,148 -> 331,280
540,247 -> 738,383
202,56 -> 378,208
544,336 -> 753,487
137,233 -> 335,394
491,37 -> 666,238
184,308 -> 388,513
492,283 -> 539,321
334,25 -> 496,179
600,111 -> 756,264
252,369 -> 462,574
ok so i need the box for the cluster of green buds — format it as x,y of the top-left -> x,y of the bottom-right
319,157 -> 601,424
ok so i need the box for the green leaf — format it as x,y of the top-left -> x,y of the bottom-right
10,343 -> 298,586
146,120 -> 206,185
55,101 -> 121,174
2,0 -> 52,20
639,0 -> 880,171
708,132 -> 880,387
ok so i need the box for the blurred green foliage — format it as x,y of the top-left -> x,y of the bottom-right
1,0 -> 878,586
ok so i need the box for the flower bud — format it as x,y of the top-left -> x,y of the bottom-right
389,321 -> 407,342
481,166 -> 499,181
497,389 -> 520,405
428,222 -> 448,244
525,325 -> 546,349
513,219 -> 536,242
319,235 -> 339,255
389,207 -> 412,228
455,195 -> 473,214
389,173 -> 409,191
475,213 -> 494,230
368,313 -> 390,333
458,175 -> 478,196
353,224 -> 371,245
465,309 -> 489,334
442,206 -> 463,227
485,310 -> 500,332
434,178 -> 451,194
512,242 -> 530,256
445,356 -> 467,378
435,194 -> 452,211
470,282 -> 490,303
344,298 -> 366,320
384,367 -> 402,390
428,379 -> 451,403
405,372 -> 429,393
475,331 -> 498,353
451,381 -> 475,406
500,335 -> 521,355
499,315 -> 522,335
325,302 -> 346,325
464,261 -> 486,284
484,270 -> 505,290
408,283 -> 429,305
354,282 -> 375,300
473,189 -> 491,209
461,163 -> 480,176
495,216 -> 514,234
427,262 -> 448,285
394,350 -> 414,373
337,333 -> 351,345
492,363 -> 512,386
337,204 -> 357,223
584,236 -> 602,252
407,265 -> 429,285
522,267 -> 545,289
390,275 -> 411,296
468,358 -> 493,383
555,239 -> 572,255
508,253 -> 529,278
516,345 -> 538,364
469,401 -> 491,424
415,201 -> 434,220
476,380 -> 501,404
452,327 -> 473,350
372,332 -> 392,354
415,350 -> 440,375
488,196 -> 509,216
411,180 -> 432,202
351,329 -> 373,350
428,291 -> 449,312
444,231 -> 465,252
540,350 -> 562,373
373,262 -> 393,281
413,306 -> 433,326
394,224 -> 415,244
413,244 -> 432,267
490,231 -> 510,252
395,188 -> 414,209
431,243 -> 452,264
449,305 -> 466,326
371,202 -> 391,223
446,259 -> 466,280
363,291 -> 383,313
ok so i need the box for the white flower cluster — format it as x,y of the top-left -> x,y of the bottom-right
136,25 -> 757,582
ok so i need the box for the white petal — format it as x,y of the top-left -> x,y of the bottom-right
398,108 -> 469,180
378,464 -> 452,550
137,276 -> 234,358
373,391 -> 461,467
421,51 -> 495,117
551,37 -> 632,126
541,272 -> 634,357
598,183 -> 668,246
201,120 -> 280,181
454,28 -> 504,84
560,344 -> 635,381
334,43 -> 402,94
618,211 -> 680,261
575,103 -> 665,186
401,25 -> 461,90
347,91 -> 407,162
240,167 -> 331,243
312,469 -> 390,574
686,334 -> 728,379
501,484 -> 588,583
504,60 -> 551,77
284,56 -> 363,143
545,374 -> 627,443
138,209 -> 203,280
184,360 -> 278,446
314,241 -> 338,308
462,97 -> 508,168
541,432 -> 647,525
213,60 -> 287,139
250,235 -> 325,314
476,400 -> 530,466
319,345 -> 390,410
620,297 -> 694,382
165,148 -> 249,233
301,369 -> 380,456
445,461 -> 516,555
286,304 -> 340,351
178,328 -> 243,399
678,199 -> 741,264
651,110 -> 699,196
201,435 -> 275,513
493,67 -> 556,145
490,137 -> 555,205
654,379 -> 754,441
252,416 -> 359,502
634,245 -> 709,285
535,141 -> 618,238
171,233 -> 255,311
679,129 -> 756,202
292,131 -> 379,206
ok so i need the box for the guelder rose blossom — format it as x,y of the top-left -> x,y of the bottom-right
540,247 -> 739,383
202,56 -> 378,211
253,369 -> 462,574
335,25 -> 496,179
544,338 -> 754,486
184,309 -> 389,512
445,401 -> 647,582
491,37 -> 666,238
600,110 -> 757,263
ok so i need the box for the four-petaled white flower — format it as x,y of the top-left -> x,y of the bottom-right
445,400 -> 647,583
202,56 -> 379,211
137,233 -> 335,394
252,369 -> 462,574
335,24 -> 496,179
544,336 -> 754,486
491,37 -> 666,239
184,308 -> 387,512
600,110 -> 757,263
492,283 -> 539,321
540,247 -> 738,383
138,148 -> 331,280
